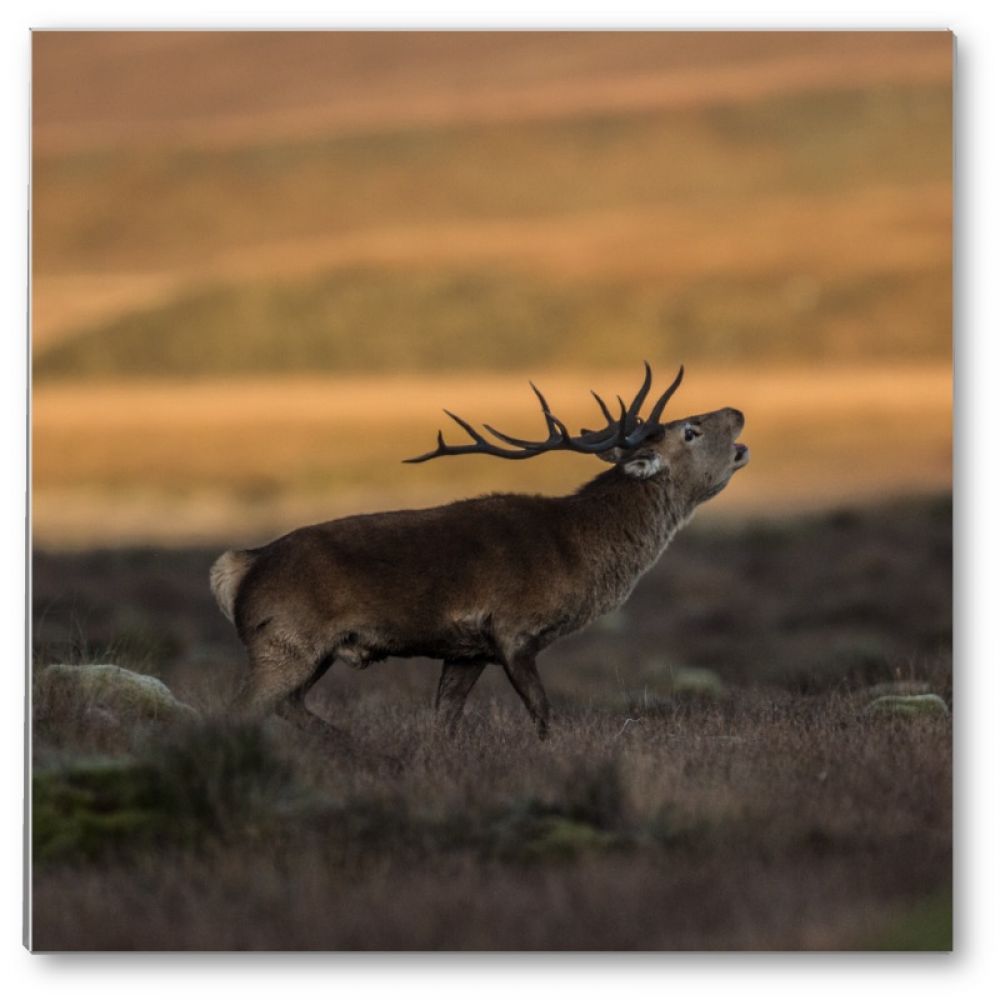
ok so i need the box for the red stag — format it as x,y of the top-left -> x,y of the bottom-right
211,364 -> 748,739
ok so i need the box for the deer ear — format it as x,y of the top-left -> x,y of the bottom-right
621,450 -> 664,479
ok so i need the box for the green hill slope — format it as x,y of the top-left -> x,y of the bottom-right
33,262 -> 950,379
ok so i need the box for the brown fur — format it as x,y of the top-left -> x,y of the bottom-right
213,405 -> 748,740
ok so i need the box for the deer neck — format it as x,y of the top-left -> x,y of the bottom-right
567,466 -> 695,614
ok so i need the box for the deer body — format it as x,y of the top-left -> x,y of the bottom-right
211,367 -> 748,740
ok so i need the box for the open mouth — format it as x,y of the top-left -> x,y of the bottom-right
733,443 -> 750,468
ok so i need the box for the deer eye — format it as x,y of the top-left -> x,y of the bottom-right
683,424 -> 700,443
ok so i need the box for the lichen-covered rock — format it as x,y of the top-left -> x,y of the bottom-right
594,609 -> 628,634
34,664 -> 201,728
864,693 -> 950,718
863,680 -> 932,699
641,663 -> 725,697
518,816 -> 618,862
668,666 -> 725,697
619,664 -> 726,716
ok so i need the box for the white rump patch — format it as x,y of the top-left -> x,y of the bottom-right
209,550 -> 255,623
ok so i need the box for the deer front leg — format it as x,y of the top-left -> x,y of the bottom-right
501,650 -> 551,740
435,660 -> 487,734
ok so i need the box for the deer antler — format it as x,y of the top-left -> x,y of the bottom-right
404,362 -> 684,463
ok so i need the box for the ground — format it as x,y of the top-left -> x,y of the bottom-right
30,495 -> 952,951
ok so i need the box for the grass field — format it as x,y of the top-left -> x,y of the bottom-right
31,32 -> 952,547
32,363 -> 951,547
31,496 -> 952,950
32,31 -> 951,373
32,695 -> 952,950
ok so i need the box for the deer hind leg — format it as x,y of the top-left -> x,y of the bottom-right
231,639 -> 345,744
274,655 -> 348,746
501,650 -> 551,740
434,660 -> 487,734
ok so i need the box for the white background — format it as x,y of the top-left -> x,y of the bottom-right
2,1 -> 994,995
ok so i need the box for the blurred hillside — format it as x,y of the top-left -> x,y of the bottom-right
30,32 -> 952,546
32,31 -> 951,376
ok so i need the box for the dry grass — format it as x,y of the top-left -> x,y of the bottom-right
32,32 -> 950,156
31,365 -> 951,547
31,685 -> 952,951
33,620 -> 954,952
31,32 -> 950,354
30,496 -> 952,950
31,181 -> 951,352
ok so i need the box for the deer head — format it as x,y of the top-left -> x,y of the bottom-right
405,363 -> 749,503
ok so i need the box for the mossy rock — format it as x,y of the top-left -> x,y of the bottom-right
594,609 -> 629,634
520,817 -> 618,862
862,680 -> 932,699
668,666 -> 725,697
489,768 -> 626,863
35,664 -> 201,728
867,890 -> 952,950
640,664 -> 725,699
864,694 -> 950,718
490,812 -> 618,863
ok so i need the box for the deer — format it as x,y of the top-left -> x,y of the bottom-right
210,364 -> 748,742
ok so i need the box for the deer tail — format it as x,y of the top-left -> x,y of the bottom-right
209,549 -> 257,624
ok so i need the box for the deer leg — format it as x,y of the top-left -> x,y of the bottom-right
274,656 -> 348,746
435,660 -> 487,734
230,648 -> 301,722
501,650 -> 551,740
231,641 -> 344,742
